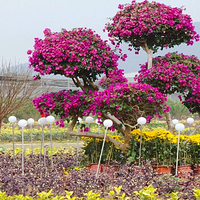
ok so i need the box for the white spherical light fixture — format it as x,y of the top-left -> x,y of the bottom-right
46,116 -> 55,124
78,117 -> 82,123
85,116 -> 94,123
8,116 -> 17,123
18,119 -> 28,128
95,119 -> 102,124
103,119 -> 113,128
186,117 -> 194,124
40,117 -> 47,125
175,123 -> 185,131
137,117 -> 146,125
172,119 -> 179,125
27,118 -> 34,125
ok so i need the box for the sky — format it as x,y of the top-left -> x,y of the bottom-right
0,0 -> 200,72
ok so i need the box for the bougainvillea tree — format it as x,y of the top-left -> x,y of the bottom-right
136,52 -> 200,132
28,28 -> 119,90
105,0 -> 199,68
32,82 -> 168,152
28,28 -> 168,152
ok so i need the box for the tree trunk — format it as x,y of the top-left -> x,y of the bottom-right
121,126 -> 132,153
147,49 -> 153,69
163,103 -> 174,133
136,40 -> 153,69
0,118 -> 2,133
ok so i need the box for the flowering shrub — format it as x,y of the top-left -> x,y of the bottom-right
27,28 -> 118,82
99,68 -> 128,89
86,82 -> 168,124
105,0 -> 199,53
32,90 -> 87,121
136,52 -> 200,93
83,128 -> 200,166
135,52 -> 200,115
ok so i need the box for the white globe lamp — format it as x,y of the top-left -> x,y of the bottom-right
8,116 -> 17,123
175,123 -> 185,131
78,117 -> 82,123
103,119 -> 113,128
137,117 -> 146,125
95,119 -> 102,124
186,117 -> 194,125
172,119 -> 179,125
85,116 -> 94,123
27,118 -> 34,125
18,119 -> 28,128
46,116 -> 55,124
39,117 -> 47,125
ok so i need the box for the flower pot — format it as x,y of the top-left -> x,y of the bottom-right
152,165 -> 172,174
101,164 -> 118,173
87,164 -> 102,172
194,165 -> 200,174
177,165 -> 192,177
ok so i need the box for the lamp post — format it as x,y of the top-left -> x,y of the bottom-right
95,119 -> 102,134
85,116 -> 94,124
96,119 -> 113,179
46,115 -> 55,169
38,117 -> 47,166
175,123 -> 185,176
186,117 -> 194,135
76,117 -> 82,165
8,116 -> 17,161
18,119 -> 28,175
172,119 -> 179,126
137,117 -> 146,166
27,118 -> 34,155
186,117 -> 194,125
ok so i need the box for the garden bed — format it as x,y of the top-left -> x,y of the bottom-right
0,149 -> 200,199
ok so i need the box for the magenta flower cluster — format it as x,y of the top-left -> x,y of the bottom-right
99,68 -> 128,88
32,81 -> 168,126
32,90 -> 87,121
136,52 -> 200,114
27,28 -> 118,81
84,82 -> 168,124
105,0 -> 199,53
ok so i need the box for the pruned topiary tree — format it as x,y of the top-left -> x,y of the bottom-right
28,28 -> 168,152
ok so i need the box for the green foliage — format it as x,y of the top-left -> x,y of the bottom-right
82,137 -> 126,164
193,189 -> 200,200
167,192 -> 181,200
134,185 -> 158,200
167,98 -> 190,119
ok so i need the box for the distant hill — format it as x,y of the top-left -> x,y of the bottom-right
118,22 -> 200,73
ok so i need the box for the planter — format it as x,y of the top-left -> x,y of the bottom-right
101,165 -> 118,173
87,164 -> 102,172
194,165 -> 200,174
152,165 -> 172,174
87,164 -> 118,173
177,165 -> 192,177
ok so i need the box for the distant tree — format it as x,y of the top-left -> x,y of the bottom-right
0,62 -> 39,132
105,0 -> 199,68
28,28 -> 168,152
